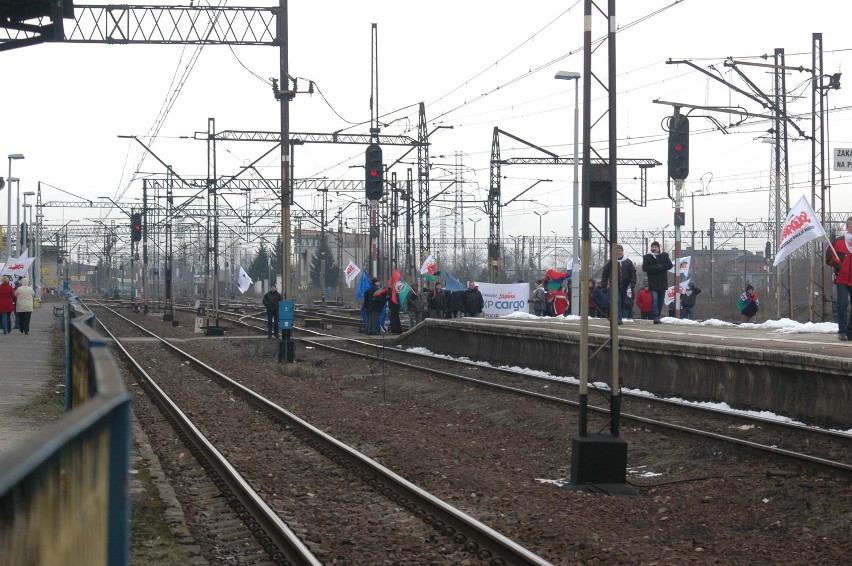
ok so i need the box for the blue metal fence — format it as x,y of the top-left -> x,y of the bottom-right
0,299 -> 132,565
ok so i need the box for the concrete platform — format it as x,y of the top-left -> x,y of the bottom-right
0,301 -> 63,456
399,316 -> 852,429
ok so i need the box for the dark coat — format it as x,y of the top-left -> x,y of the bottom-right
463,288 -> 484,315
427,288 -> 447,311
681,285 -> 701,308
600,257 -> 637,290
447,290 -> 465,314
642,252 -> 673,291
368,287 -> 389,312
262,289 -> 282,311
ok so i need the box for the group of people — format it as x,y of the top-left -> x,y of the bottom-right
0,275 -> 35,335
531,280 -> 569,317
361,277 -> 485,335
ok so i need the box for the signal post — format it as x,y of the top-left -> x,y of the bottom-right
669,109 -> 689,318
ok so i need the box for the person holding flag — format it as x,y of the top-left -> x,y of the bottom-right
386,270 -> 411,334
826,216 -> 852,341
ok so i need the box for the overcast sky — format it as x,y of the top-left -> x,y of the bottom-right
1,0 -> 850,254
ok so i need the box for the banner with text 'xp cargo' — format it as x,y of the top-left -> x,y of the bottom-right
475,282 -> 530,317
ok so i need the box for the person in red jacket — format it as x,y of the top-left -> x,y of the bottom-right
635,281 -> 653,320
0,275 -> 15,335
827,216 -> 852,341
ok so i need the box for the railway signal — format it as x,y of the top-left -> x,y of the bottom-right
131,213 -> 143,242
668,114 -> 689,180
365,143 -> 383,201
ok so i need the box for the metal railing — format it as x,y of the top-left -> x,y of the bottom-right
0,298 -> 131,566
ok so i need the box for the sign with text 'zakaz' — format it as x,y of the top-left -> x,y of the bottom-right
835,147 -> 852,171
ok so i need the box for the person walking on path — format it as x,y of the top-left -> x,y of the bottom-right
0,275 -> 14,335
462,281 -> 485,317
14,277 -> 35,335
642,241 -> 673,324
262,284 -> 283,339
600,244 -> 637,323
635,281 -> 653,320
738,284 -> 759,323
826,216 -> 852,341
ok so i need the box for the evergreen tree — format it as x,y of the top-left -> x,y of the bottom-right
248,242 -> 270,283
309,235 -> 339,289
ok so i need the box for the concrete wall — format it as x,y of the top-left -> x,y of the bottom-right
401,319 -> 852,429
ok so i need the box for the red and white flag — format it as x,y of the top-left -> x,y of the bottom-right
344,259 -> 361,288
420,254 -> 437,275
773,195 -> 826,267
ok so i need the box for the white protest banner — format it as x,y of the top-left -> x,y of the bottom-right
237,266 -> 253,294
664,279 -> 691,306
344,259 -> 361,288
668,255 -> 691,277
773,195 -> 826,267
475,281 -> 530,317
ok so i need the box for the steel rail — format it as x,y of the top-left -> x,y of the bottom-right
92,302 -> 552,565
87,302 -> 322,566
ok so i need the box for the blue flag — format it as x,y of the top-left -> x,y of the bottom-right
444,271 -> 466,292
355,270 -> 371,301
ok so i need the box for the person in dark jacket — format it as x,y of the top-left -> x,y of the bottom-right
642,241 -> 673,324
600,244 -> 637,322
363,277 -> 384,335
447,289 -> 465,318
462,281 -> 485,317
427,283 -> 447,318
262,284 -> 283,339
827,217 -> 852,341
679,281 -> 701,320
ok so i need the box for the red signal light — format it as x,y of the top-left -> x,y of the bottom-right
369,169 -> 379,177
674,143 -> 684,152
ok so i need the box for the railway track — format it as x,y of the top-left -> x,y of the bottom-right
89,301 -> 550,565
196,306 -> 852,475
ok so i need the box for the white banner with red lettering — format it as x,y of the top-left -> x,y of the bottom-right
668,255 -> 691,277
0,254 -> 34,277
344,259 -> 361,288
475,281 -> 530,317
773,195 -> 826,266
664,279 -> 691,306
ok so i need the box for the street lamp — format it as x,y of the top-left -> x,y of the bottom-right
533,210 -> 548,273
6,154 -> 24,262
22,191 -> 34,255
555,70 -> 581,313
736,222 -> 747,290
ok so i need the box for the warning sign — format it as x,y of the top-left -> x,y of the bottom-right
835,148 -> 852,171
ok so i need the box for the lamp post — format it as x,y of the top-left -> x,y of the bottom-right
22,191 -> 34,255
533,210 -> 548,273
737,222 -> 747,290
5,154 -> 24,262
555,71 -> 581,313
